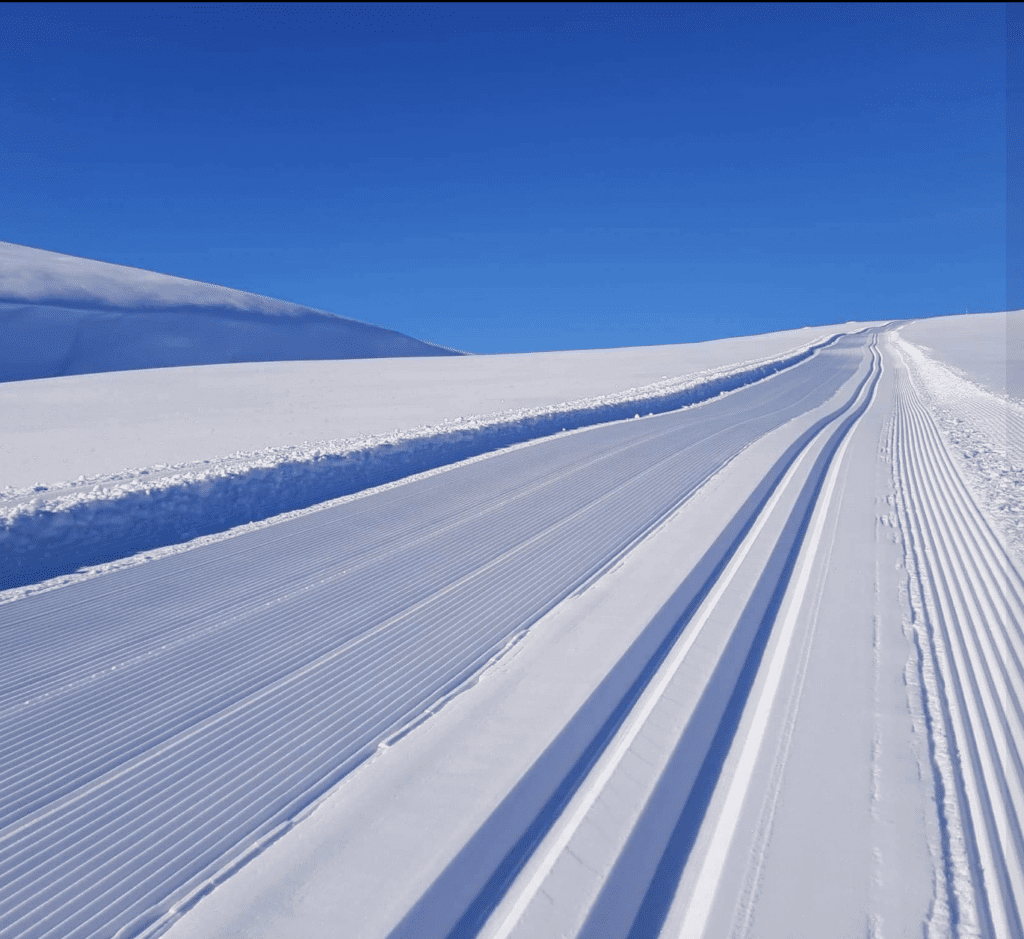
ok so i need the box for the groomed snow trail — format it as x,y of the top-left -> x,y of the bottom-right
371,328 -> 1023,939
891,341 -> 1024,939
13,326 -> 1020,939
0,336 -> 874,939
414,333 -> 884,939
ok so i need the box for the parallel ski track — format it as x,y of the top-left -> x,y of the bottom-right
897,338 -> 1024,570
893,348 -> 1024,939
418,334 -> 883,939
1,341 -> 864,939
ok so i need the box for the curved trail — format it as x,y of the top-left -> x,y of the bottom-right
0,336 -> 872,939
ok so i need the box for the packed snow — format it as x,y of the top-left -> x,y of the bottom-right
0,242 -> 459,383
1,291 -> 1022,939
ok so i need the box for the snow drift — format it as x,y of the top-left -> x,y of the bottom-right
0,242 -> 460,382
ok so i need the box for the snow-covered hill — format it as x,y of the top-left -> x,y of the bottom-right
0,242 -> 460,382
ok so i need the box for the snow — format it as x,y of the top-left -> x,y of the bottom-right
900,310 -> 1024,401
0,323 -> 855,490
895,313 -> 1024,568
3,285 -> 1024,939
1,330 -> 860,593
155,330 -> 907,939
0,241 -> 459,383
0,332 -> 881,939
157,376 -> 877,939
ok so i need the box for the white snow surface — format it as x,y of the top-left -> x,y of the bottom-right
0,241 -> 458,383
0,323 -> 853,490
5,309 -> 1024,939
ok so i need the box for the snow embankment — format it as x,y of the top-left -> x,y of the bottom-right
1,334 -> 841,592
0,242 -> 460,382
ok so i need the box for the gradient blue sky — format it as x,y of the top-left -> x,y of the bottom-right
1,2 -> 1009,353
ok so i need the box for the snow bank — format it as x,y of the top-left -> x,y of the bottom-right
0,334 -> 840,591
0,242 -> 459,381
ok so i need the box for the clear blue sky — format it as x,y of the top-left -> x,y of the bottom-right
1,2 -> 1008,353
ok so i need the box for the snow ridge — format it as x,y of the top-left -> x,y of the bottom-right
0,334 -> 841,592
0,240 -> 385,325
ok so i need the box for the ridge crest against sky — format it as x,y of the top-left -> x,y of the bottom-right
0,241 -> 342,318
0,241 -> 460,382
1,2 -> 1009,353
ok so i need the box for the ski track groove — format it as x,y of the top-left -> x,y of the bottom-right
0,346 -> 863,938
892,341 -> 1024,939
390,334 -> 882,939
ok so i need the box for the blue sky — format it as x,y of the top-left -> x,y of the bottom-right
1,2 -> 1008,353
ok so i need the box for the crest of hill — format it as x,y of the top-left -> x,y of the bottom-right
0,242 -> 461,382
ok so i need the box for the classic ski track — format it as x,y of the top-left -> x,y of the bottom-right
468,336 -> 883,939
892,341 -> 1024,939
672,339 -> 882,939
0,345 -> 869,939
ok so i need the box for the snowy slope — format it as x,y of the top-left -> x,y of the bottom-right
161,320 -> 1024,939
0,331 -> 882,938
0,242 -> 459,382
2,311 -> 1023,939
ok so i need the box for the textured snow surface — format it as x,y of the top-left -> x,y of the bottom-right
0,333 -> 842,592
885,345 -> 1024,939
895,330 -> 1024,569
0,241 -> 458,382
4,314 -> 1024,939
0,334 -> 883,939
